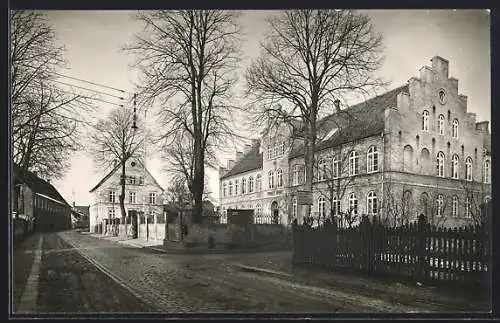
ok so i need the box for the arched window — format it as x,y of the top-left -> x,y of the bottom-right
248,176 -> 254,193
235,180 -> 239,195
222,183 -> 227,197
465,157 -> 473,181
256,174 -> 262,191
403,145 -> 414,172
277,168 -> 283,187
436,151 -> 445,177
268,170 -> 275,189
367,191 -> 378,215
452,119 -> 459,138
228,181 -> 233,196
422,110 -> 429,131
318,159 -> 327,181
332,195 -> 341,216
452,196 -> 459,217
420,148 -> 430,174
484,159 -> 490,184
241,178 -> 247,194
367,146 -> 379,173
332,157 -> 340,178
292,164 -> 300,185
451,154 -> 459,179
438,114 -> 445,135
436,194 -> 444,216
349,193 -> 358,215
349,151 -> 358,176
292,197 -> 298,218
318,196 -> 326,218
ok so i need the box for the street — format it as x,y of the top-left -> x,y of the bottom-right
12,230 -> 489,314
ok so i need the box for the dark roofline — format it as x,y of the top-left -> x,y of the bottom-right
89,159 -> 165,193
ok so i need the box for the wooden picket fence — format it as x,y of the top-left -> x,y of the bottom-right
292,214 -> 490,287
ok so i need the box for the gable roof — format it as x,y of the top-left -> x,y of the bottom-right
290,85 -> 408,158
220,142 -> 263,180
12,164 -> 70,206
89,159 -> 165,193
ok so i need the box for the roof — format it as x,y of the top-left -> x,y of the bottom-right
73,205 -> 90,216
290,85 -> 408,158
220,142 -> 263,179
12,164 -> 70,206
89,159 -> 164,193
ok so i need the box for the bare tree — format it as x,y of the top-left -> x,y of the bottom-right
419,183 -> 449,228
11,11 -> 94,179
246,10 -> 386,222
88,108 -> 147,221
381,182 -> 415,228
124,10 -> 242,223
461,180 -> 489,227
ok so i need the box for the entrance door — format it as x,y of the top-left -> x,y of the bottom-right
271,201 -> 279,224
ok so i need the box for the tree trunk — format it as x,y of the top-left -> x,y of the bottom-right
120,158 -> 126,222
303,110 -> 317,222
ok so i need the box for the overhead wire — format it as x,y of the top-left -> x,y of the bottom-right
48,79 -> 126,100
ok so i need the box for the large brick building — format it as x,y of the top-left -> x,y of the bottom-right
219,56 -> 491,228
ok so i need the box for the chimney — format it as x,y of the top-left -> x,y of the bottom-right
46,178 -> 51,184
236,151 -> 244,162
431,56 -> 449,79
73,201 -> 76,207
227,159 -> 235,169
468,113 -> 477,125
244,144 -> 252,154
476,121 -> 489,133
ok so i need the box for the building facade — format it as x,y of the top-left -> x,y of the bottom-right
89,158 -> 165,233
219,56 -> 491,228
12,164 -> 72,232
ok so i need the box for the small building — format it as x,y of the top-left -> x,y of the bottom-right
71,203 -> 90,229
12,164 -> 72,232
88,158 -> 165,233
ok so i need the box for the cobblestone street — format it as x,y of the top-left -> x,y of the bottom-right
12,230 -> 490,314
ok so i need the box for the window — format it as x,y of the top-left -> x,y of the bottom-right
256,204 -> 262,216
436,151 -> 445,177
292,165 -> 300,186
149,192 -> 157,204
223,183 -> 227,197
438,114 -> 445,135
422,110 -> 429,131
349,193 -> 358,215
108,207 -> 115,218
436,194 -> 444,216
228,181 -> 233,196
367,146 -> 378,173
318,196 -> 326,218
129,192 -> 136,204
452,196 -> 459,217
256,175 -> 262,191
466,157 -> 473,181
268,170 -> 275,189
332,195 -> 341,216
465,198 -> 471,218
484,160 -> 490,184
235,180 -> 239,195
451,154 -> 459,179
367,191 -> 378,215
242,178 -> 247,194
108,191 -> 116,203
139,176 -> 144,185
277,169 -> 283,187
318,159 -> 327,181
248,176 -> 254,193
128,176 -> 137,184
267,147 -> 272,160
332,157 -> 340,178
349,151 -> 358,176
292,197 -> 298,218
452,119 -> 459,138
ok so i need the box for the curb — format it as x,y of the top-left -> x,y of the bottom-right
232,263 -> 293,279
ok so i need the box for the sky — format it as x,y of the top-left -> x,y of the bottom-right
40,9 -> 491,206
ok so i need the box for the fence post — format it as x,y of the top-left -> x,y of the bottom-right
417,214 -> 428,283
